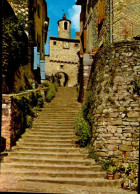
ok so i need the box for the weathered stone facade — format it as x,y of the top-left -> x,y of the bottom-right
88,41 -> 140,162
76,0 -> 140,98
45,15 -> 80,87
113,0 -> 140,42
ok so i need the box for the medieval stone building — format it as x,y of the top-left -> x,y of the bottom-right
2,0 -> 49,93
76,0 -> 140,162
76,0 -> 140,98
45,14 -> 80,87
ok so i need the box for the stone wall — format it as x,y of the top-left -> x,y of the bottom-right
87,40 -> 140,162
2,88 -> 47,150
113,0 -> 140,42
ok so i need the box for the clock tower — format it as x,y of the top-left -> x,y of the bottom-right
58,14 -> 71,39
45,14 -> 80,87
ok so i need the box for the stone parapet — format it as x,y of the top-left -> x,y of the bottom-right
2,88 -> 47,150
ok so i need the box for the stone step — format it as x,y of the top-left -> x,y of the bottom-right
12,147 -> 84,154
2,162 -> 100,172
16,142 -> 76,148
24,131 -> 75,136
44,105 -> 80,108
1,170 -> 106,179
25,128 -> 75,133
17,177 -> 123,188
37,116 -> 76,119
32,123 -> 75,127
42,103 -> 80,108
29,126 -> 75,129
41,109 -> 78,113
3,158 -> 98,167
21,134 -> 76,140
34,118 -> 75,121
7,152 -> 88,160
18,138 -> 75,144
33,121 -> 75,124
41,109 -> 79,112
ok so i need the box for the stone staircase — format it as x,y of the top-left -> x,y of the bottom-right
0,87 -> 124,193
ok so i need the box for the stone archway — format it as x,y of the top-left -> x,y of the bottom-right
55,72 -> 69,87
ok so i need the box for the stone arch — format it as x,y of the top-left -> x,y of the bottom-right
55,72 -> 69,87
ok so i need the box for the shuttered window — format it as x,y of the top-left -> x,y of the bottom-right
34,47 -> 37,70
33,47 -> 40,70
98,0 -> 104,24
40,60 -> 46,80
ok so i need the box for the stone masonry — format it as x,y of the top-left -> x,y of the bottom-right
88,40 -> 140,162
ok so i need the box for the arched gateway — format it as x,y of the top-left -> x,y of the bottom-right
45,14 -> 80,87
55,72 -> 68,87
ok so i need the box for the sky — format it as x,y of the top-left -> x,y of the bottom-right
45,0 -> 81,55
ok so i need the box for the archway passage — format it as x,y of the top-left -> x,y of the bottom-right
55,72 -> 69,87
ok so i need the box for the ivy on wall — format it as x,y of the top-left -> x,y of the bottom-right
11,90 -> 44,144
10,81 -> 58,146
2,0 -> 34,93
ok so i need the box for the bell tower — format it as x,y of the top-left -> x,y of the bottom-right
58,14 -> 71,39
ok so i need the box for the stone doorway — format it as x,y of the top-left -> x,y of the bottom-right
55,72 -> 69,87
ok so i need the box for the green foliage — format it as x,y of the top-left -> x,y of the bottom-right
82,90 -> 95,127
41,80 -> 51,88
75,112 -> 92,147
11,90 -> 44,144
26,115 -> 32,128
87,144 -> 99,162
101,159 -> 114,171
133,78 -> 140,95
36,91 -> 44,108
46,84 -> 56,102
53,82 -> 59,92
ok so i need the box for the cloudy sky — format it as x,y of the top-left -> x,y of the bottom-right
45,0 -> 81,55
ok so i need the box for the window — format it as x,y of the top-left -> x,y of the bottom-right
75,43 -> 79,47
60,65 -> 64,69
64,21 -> 67,30
53,41 -> 56,45
37,4 -> 40,18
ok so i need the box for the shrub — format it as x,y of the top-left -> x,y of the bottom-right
46,85 -> 56,102
36,91 -> 44,108
87,144 -> 99,161
41,80 -> 51,88
75,112 -> 92,147
82,90 -> 95,127
11,90 -> 44,145
26,115 -> 32,128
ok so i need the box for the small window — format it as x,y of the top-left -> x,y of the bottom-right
37,4 -> 40,18
64,21 -> 67,30
60,65 -> 64,69
53,41 -> 56,45
75,43 -> 79,47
